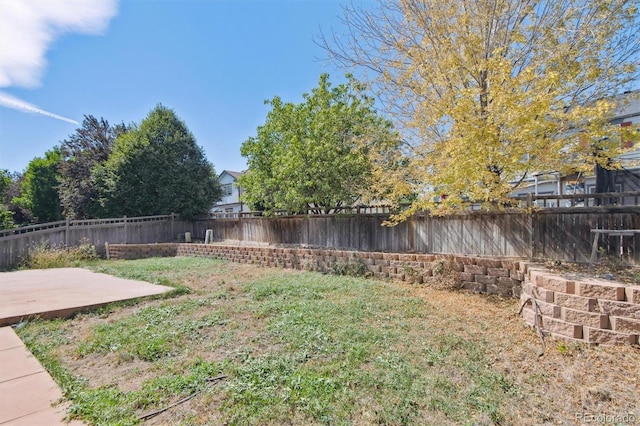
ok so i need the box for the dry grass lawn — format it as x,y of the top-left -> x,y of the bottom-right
16,257 -> 640,425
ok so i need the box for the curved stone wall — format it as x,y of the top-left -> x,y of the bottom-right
107,243 -> 527,297
106,243 -> 640,345
521,267 -> 640,345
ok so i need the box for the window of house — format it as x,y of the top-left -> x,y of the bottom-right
222,183 -> 233,197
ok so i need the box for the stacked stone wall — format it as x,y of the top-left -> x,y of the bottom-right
107,243 -> 178,260
107,243 -> 640,346
521,266 -> 640,345
108,243 -> 525,297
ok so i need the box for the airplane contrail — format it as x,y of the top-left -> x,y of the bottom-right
0,91 -> 79,125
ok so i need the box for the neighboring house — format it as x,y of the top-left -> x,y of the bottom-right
211,170 -> 247,213
512,89 -> 640,202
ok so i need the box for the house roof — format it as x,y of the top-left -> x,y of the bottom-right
219,170 -> 244,180
612,89 -> 640,121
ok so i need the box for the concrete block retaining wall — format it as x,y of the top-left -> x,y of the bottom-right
107,243 -> 178,259
107,243 -> 640,346
107,243 -> 526,297
521,266 -> 640,345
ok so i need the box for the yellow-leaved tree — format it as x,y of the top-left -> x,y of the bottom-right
321,0 -> 640,217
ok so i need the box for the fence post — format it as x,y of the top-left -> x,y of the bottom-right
408,216 -> 415,252
528,214 -> 534,260
123,215 -> 128,244
65,218 -> 70,247
171,213 -> 175,242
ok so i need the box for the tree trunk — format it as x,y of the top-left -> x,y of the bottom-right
594,162 -> 617,206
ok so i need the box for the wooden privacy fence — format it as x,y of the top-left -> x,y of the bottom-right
193,206 -> 640,265
2,205 -> 640,270
531,207 -> 640,264
193,213 -> 531,256
0,215 -> 191,270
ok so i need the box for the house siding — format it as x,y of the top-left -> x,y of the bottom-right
212,170 -> 246,213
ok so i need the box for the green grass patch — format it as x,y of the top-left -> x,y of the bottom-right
17,258 -> 520,425
15,320 -> 83,390
89,256 -> 227,292
18,317 -> 227,425
65,360 -> 226,425
78,298 -> 228,362
90,256 -> 225,280
222,273 -> 514,425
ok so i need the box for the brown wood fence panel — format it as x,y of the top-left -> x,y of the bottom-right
531,208 -> 640,264
195,209 -> 638,264
283,217 -> 307,245
0,215 -> 188,270
409,213 -> 531,257
0,228 -> 66,270
3,208 -> 640,270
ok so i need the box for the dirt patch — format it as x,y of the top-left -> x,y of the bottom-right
404,282 -> 640,423
544,258 -> 640,286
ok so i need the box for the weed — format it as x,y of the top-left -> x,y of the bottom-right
553,340 -> 587,357
20,238 -> 99,269
433,260 -> 445,275
332,258 -> 371,278
300,257 -> 320,272
402,264 -> 419,277
556,341 -> 569,355
401,264 -> 423,283
77,298 -> 227,362
597,247 -> 632,275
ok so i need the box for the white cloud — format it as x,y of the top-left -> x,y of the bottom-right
0,91 -> 78,124
0,0 -> 118,88
0,0 -> 118,122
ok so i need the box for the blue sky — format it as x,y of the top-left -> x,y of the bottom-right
0,0 -> 354,174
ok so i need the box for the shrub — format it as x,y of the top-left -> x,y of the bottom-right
21,239 -> 99,269
332,258 -> 371,278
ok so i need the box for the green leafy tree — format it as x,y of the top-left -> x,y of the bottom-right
59,115 -> 128,219
239,74 -> 401,214
0,170 -> 9,195
14,148 -> 63,223
321,0 -> 640,216
2,172 -> 31,226
0,169 -> 14,229
97,105 -> 222,218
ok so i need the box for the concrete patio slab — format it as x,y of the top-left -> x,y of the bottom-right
2,407 -> 84,426
0,267 -> 175,424
0,326 -> 23,351
0,327 -> 83,425
0,268 -> 174,326
0,344 -> 45,382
